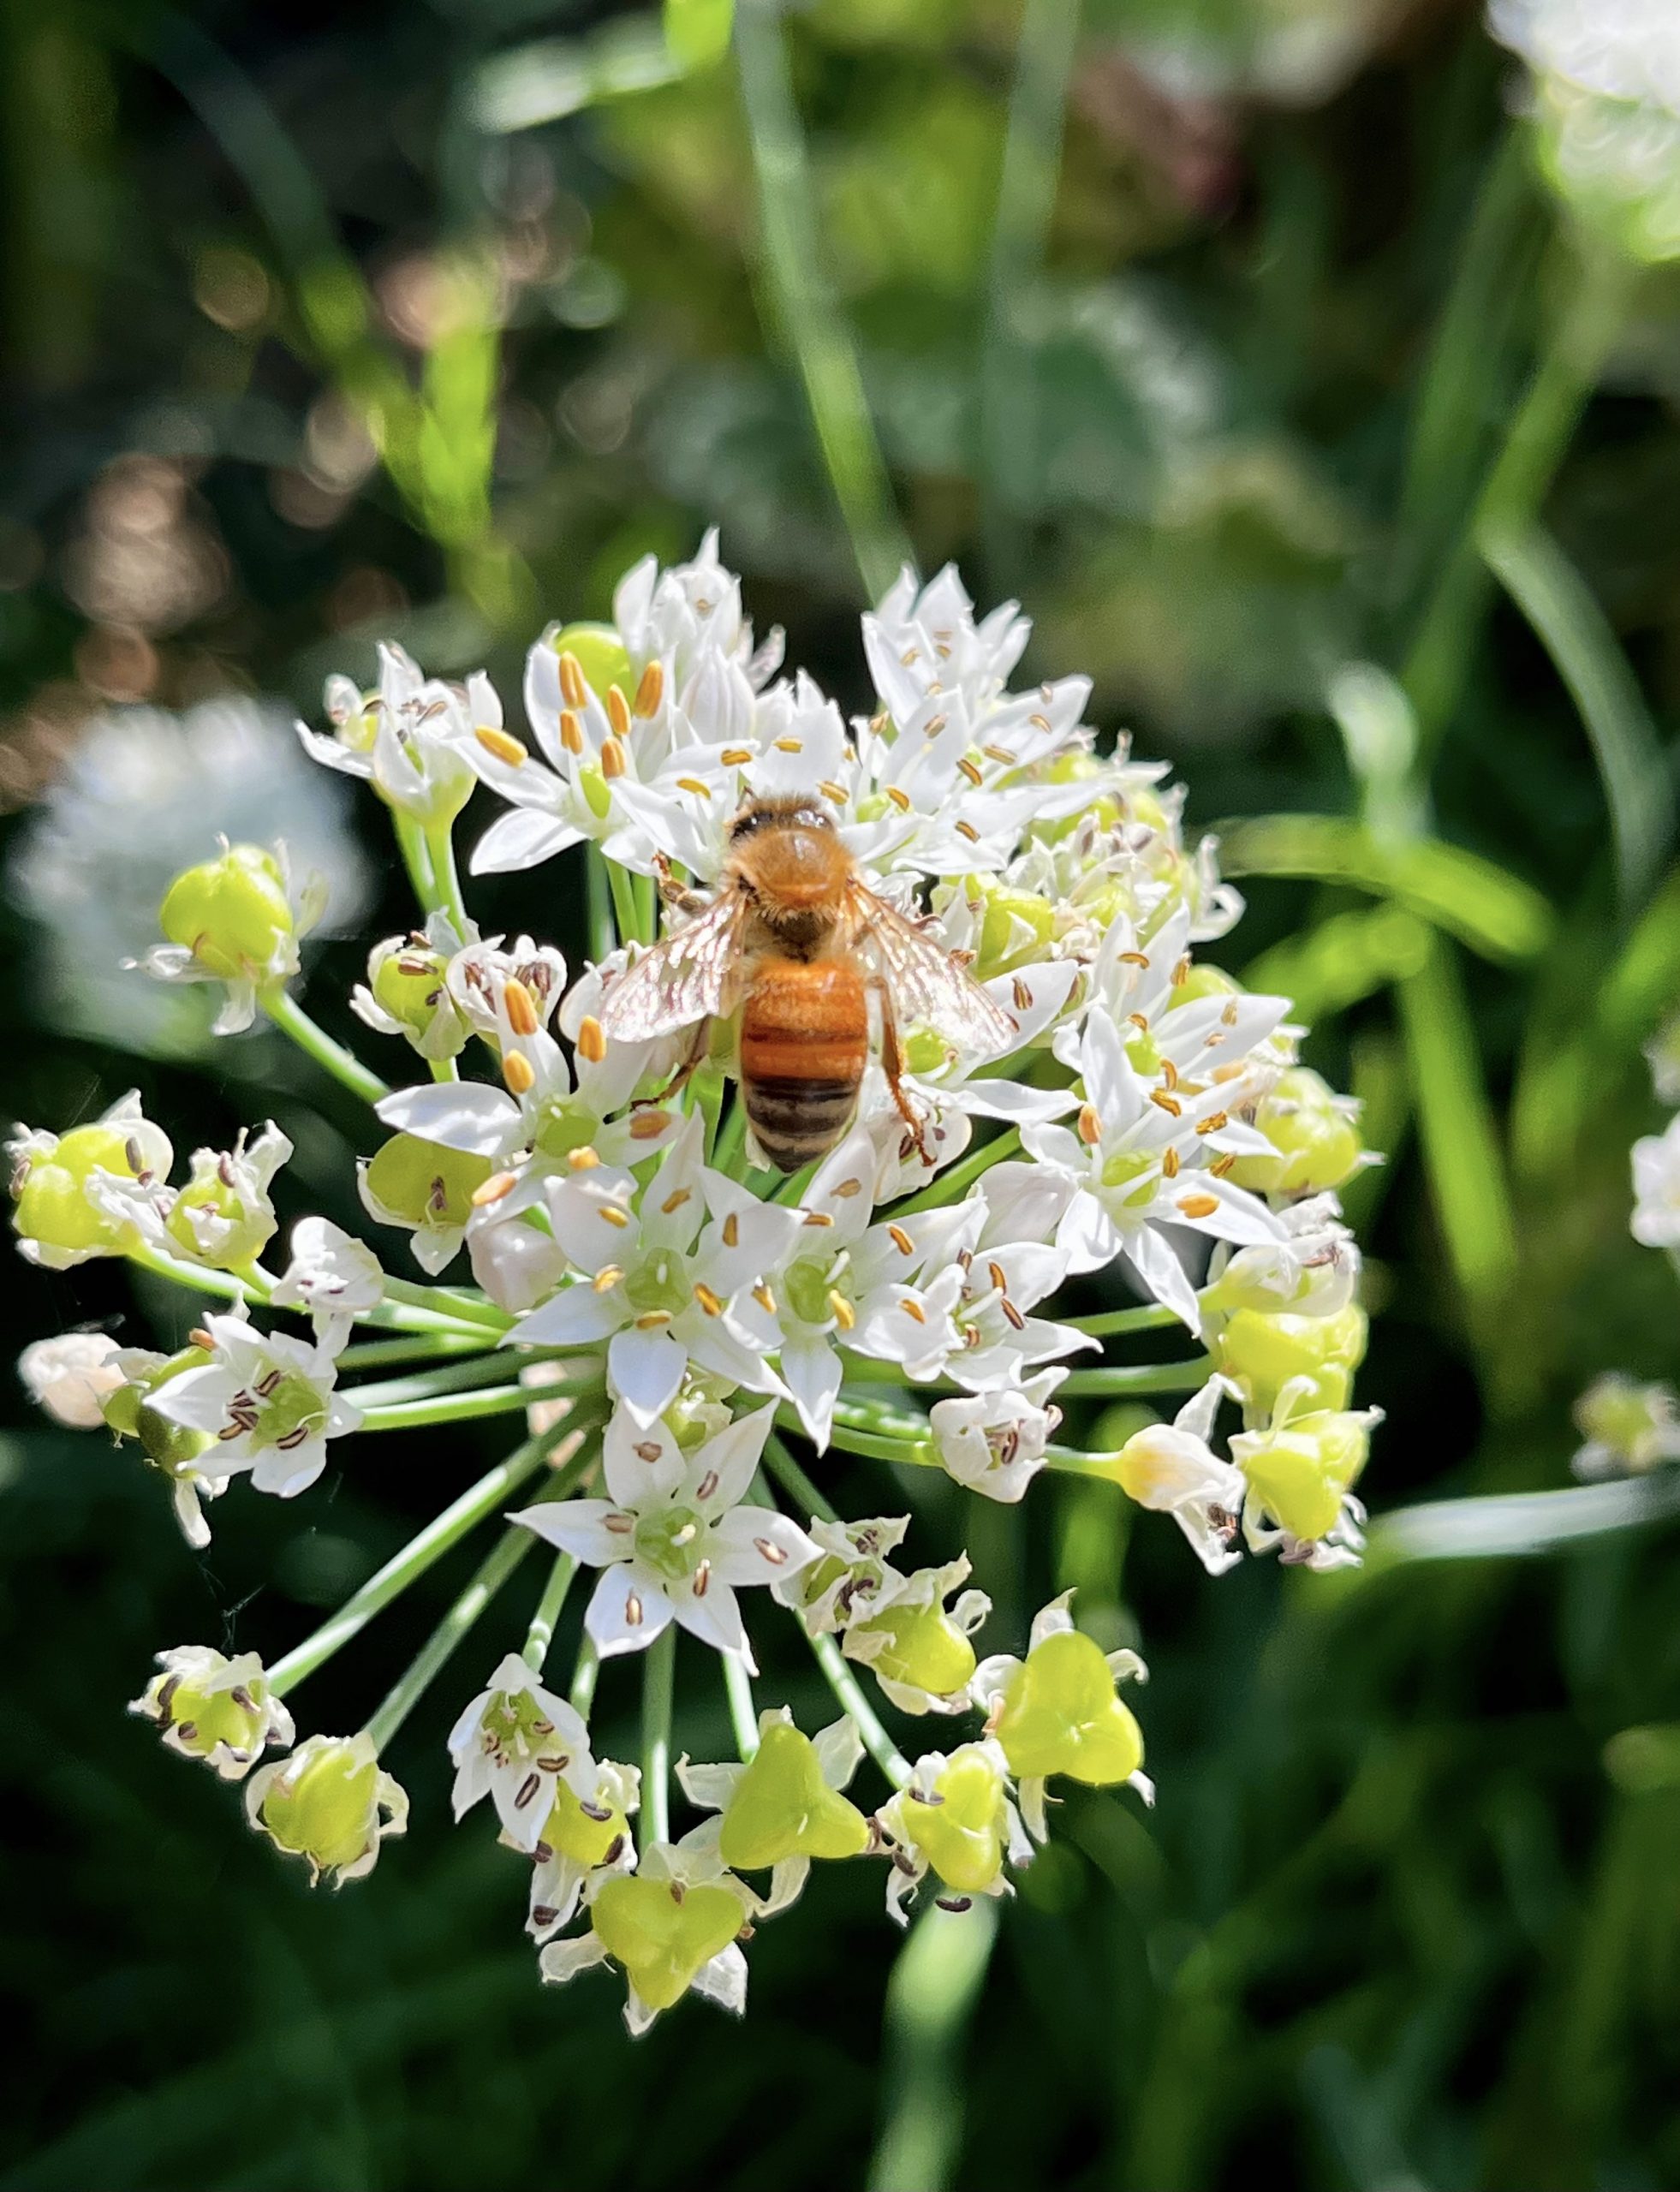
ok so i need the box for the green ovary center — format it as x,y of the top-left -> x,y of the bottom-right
625,1251 -> 690,1317
783,1254 -> 842,1328
1100,1148 -> 1157,1206
634,1504 -> 706,1581
247,1373 -> 325,1450
533,1097 -> 599,1160
482,1689 -> 551,1759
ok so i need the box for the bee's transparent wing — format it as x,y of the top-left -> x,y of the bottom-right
597,890 -> 746,1041
849,884 -> 1019,1057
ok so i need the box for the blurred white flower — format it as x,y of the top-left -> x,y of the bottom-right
18,1331 -> 124,1427
8,698 -> 368,1056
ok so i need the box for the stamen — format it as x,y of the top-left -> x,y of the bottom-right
923,713 -> 948,739
606,686 -> 632,742
1211,1153 -> 1238,1177
503,1051 -> 536,1096
600,736 -> 627,780
1177,1193 -> 1218,1218
954,819 -> 980,843
472,1170 -> 518,1209
819,779 -> 847,803
722,1212 -> 740,1248
662,1188 -> 691,1214
802,1211 -> 835,1228
557,652 -> 587,708
125,1136 -> 145,1171
693,1559 -> 711,1597
634,1442 -> 662,1462
720,748 -> 753,766
503,978 -> 540,1036
1030,712 -> 1051,733
888,1223 -> 914,1254
1150,1089 -> 1182,1117
1012,977 -> 1032,1011
693,1282 -> 723,1316
476,724 -> 527,768
695,1470 -> 719,1501
1077,1104 -> 1102,1146
605,1513 -> 634,1533
885,786 -> 912,813
827,1289 -> 855,1331
956,755 -> 983,787
559,709 -> 585,756
592,1266 -> 623,1292
1162,1147 -> 1181,1179
634,1310 -> 671,1329
982,743 -> 1016,765
629,1108 -> 670,1141
633,661 -> 664,718
754,1537 -> 789,1565
1195,1111 -> 1229,1134
568,1147 -> 600,1170
901,1298 -> 926,1325
515,1772 -> 542,1810
676,777 -> 712,798
772,736 -> 803,754
624,1593 -> 643,1626
832,1176 -> 864,1199
1172,956 -> 1191,986
1119,950 -> 1151,968
753,1283 -> 777,1314
188,1326 -> 214,1352
599,1204 -> 630,1228
986,1260 -> 1008,1294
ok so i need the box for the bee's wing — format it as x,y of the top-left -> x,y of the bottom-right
849,884 -> 1019,1057
596,890 -> 747,1041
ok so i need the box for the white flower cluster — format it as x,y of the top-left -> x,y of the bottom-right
13,533 -> 1379,2034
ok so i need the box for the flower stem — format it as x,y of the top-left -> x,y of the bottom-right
344,1352 -> 552,1408
365,1523 -> 533,1751
522,1552 -> 579,1673
337,1332 -> 492,1372
889,1130 -> 1020,1218
764,1431 -> 840,1524
641,1624 -> 676,1845
262,988 -> 390,1105
811,1632 -> 911,1789
608,861 -> 645,949
357,1381 -> 580,1433
569,1636 -> 601,1718
425,822 -> 470,938
1069,1303 -> 1182,1337
712,1097 -> 748,1178
868,1901 -> 998,2192
380,1274 -> 510,1330
724,1653 -> 760,1760
268,1416 -> 579,1695
395,811 -> 437,913
1055,1357 -> 1213,1398
585,845 -> 614,963
733,0 -> 910,601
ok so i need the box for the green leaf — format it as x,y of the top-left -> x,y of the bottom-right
1217,813 -> 1554,963
469,20 -> 684,134
1325,661 -> 1423,843
664,0 -> 734,69
1374,1471 -> 1680,1564
1481,520 -> 1673,914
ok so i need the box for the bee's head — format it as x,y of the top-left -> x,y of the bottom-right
729,795 -> 834,844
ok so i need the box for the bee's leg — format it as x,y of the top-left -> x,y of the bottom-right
652,853 -> 711,917
873,980 -> 936,1165
636,1016 -> 712,1107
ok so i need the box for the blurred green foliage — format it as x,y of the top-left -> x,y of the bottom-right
3,1 -> 1680,2187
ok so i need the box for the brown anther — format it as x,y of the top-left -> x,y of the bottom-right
693,1282 -> 723,1316
569,1017 -> 605,1068
600,736 -> 627,780
982,743 -> 1016,765
923,713 -> 948,739
515,1772 -> 542,1810
503,978 -> 540,1037
557,651 -> 587,708
633,661 -> 664,718
1012,977 -> 1032,1010
476,724 -> 528,768
624,1593 -> 643,1627
254,1368 -> 282,1399
558,709 -> 585,756
605,1513 -> 634,1533
802,1210 -> 835,1228
693,1559 -> 711,1597
124,1136 -> 144,1171
1150,1088 -> 1182,1117
1195,1111 -> 1229,1135
754,1536 -> 789,1565
752,1284 -> 777,1315
833,1176 -> 864,1199
1001,1296 -> 1026,1331
188,1326 -> 214,1353
472,1171 -> 518,1208
1177,1193 -> 1219,1218
217,1153 -> 237,1188
695,1469 -> 719,1502
1077,1104 -> 1102,1146
956,755 -> 984,788
986,1260 -> 1008,1294
629,1108 -> 670,1141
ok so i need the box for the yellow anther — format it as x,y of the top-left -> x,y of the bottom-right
722,1212 -> 740,1248
576,1016 -> 606,1063
634,1311 -> 672,1330
471,1170 -> 518,1208
827,1289 -> 855,1331
955,819 -> 980,843
568,1146 -> 600,1170
606,685 -> 632,742
503,978 -> 540,1037
599,1204 -> 631,1229
1162,1146 -> 1181,1179
888,1224 -> 914,1255
772,737 -> 802,754
693,1282 -> 723,1317
503,1051 -> 536,1096
1177,1193 -> 1218,1218
633,661 -> 664,718
1077,1104 -> 1102,1146
629,1107 -> 670,1141
600,736 -> 627,780
559,709 -> 585,756
753,1283 -> 777,1315
885,786 -> 912,813
1149,1089 -> 1183,1118
720,748 -> 753,767
558,652 -> 587,708
593,1265 -> 624,1292
675,777 -> 712,798
475,724 -> 527,767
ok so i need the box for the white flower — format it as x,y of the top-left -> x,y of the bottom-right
931,1368 -> 1068,1503
1200,1191 -> 1359,1319
771,1511 -> 911,1633
614,527 -> 779,691
9,1089 -> 175,1270
1111,1377 -> 1247,1576
350,912 -> 474,1062
269,1217 -> 384,1348
92,1122 -> 292,1272
8,697 -> 367,1057
510,1403 -> 815,1666
505,1113 -> 790,1427
18,1331 -> 124,1427
129,1645 -> 295,1780
1020,1009 -> 1284,1330
448,1652 -> 599,1852
299,642 -> 482,826
1632,1112 -> 1680,1247
146,1311 -> 361,1498
1571,1373 -> 1680,1480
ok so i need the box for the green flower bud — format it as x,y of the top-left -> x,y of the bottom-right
716,1722 -> 871,1871
551,622 -> 634,700
1227,1069 -> 1365,1197
992,1629 -> 1145,1787
131,1646 -> 292,1779
898,1745 -> 1010,1895
589,1873 -> 744,2013
541,1780 -> 632,1872
1213,1302 -> 1367,1421
1236,1409 -> 1371,1544
103,1345 -> 213,1471
248,1732 -> 408,1885
849,1599 -> 976,1702
10,1099 -> 172,1266
363,1135 -> 492,1229
159,845 -> 295,985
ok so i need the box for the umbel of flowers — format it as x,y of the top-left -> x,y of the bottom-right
12,536 -> 1379,2033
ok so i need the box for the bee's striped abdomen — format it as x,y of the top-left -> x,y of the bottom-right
740,961 -> 867,1172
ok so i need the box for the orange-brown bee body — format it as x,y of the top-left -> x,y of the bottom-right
738,958 -> 869,1170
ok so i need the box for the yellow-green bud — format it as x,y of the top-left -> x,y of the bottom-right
249,1732 -> 407,1885
962,875 -> 1058,980
363,1135 -> 492,1229
850,1599 -> 976,1701
159,845 -> 295,984
993,1628 -> 1144,1787
11,1107 -> 170,1264
1227,1069 -> 1364,1196
716,1722 -> 870,1870
899,1746 -> 1010,1895
540,1778 -> 631,1871
1236,1409 -> 1371,1543
552,622 -> 634,700
590,1873 -> 744,2012
1213,1302 -> 1367,1421
1164,964 -> 1237,1010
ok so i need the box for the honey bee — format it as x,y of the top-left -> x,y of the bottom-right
597,795 -> 1017,1172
